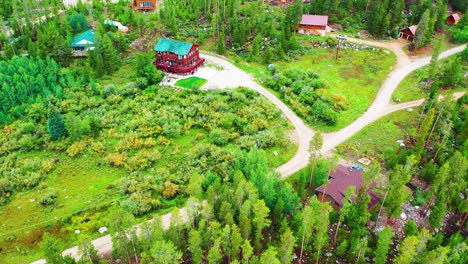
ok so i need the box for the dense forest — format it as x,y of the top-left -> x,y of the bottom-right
0,0 -> 466,263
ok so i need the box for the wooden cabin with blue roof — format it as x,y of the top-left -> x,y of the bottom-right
154,38 -> 205,74
71,29 -> 96,57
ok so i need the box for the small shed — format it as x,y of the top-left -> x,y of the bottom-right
298,15 -> 329,36
71,30 -> 96,57
399,25 -> 417,42
446,13 -> 460,25
315,165 -> 381,211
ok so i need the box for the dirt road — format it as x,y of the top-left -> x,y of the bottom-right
31,42 -> 465,263
321,44 -> 466,154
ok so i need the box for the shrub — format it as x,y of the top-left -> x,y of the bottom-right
208,129 -> 229,146
90,141 -> 106,154
41,159 -> 56,174
107,153 -> 126,167
66,141 -> 87,157
40,191 -> 57,206
162,181 -> 180,199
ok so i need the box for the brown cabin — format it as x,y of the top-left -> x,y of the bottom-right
130,0 -> 157,11
446,13 -> 460,25
399,25 -> 417,42
315,165 -> 381,211
297,15 -> 328,36
154,38 -> 205,74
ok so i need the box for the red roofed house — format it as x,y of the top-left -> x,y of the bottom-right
154,38 -> 205,74
315,165 -> 381,211
446,13 -> 460,25
399,25 -> 418,41
298,15 -> 328,36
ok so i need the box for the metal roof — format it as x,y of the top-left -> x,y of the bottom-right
154,39 -> 193,55
71,29 -> 96,47
315,165 -> 381,209
300,15 -> 329,26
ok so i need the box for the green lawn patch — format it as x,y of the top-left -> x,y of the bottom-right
336,108 -> 419,162
175,76 -> 207,90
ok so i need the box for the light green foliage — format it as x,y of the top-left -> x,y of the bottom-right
188,230 -> 203,263
252,199 -> 271,250
374,228 -> 393,264
242,239 -> 253,263
208,239 -> 223,264
150,240 -> 183,264
278,228 -> 296,264
133,52 -> 164,86
395,235 -> 419,264
259,246 -> 281,264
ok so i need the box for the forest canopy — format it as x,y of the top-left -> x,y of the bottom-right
0,56 -> 66,124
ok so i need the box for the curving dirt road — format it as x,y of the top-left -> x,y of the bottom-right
321,44 -> 466,155
31,43 -> 465,263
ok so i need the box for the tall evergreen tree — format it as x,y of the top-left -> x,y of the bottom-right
414,10 -> 430,49
374,228 -> 393,264
48,107 -> 68,140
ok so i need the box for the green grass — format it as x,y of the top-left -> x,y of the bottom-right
232,45 -> 396,132
336,108 -> 419,162
175,77 -> 207,90
393,56 -> 467,103
0,153 -> 125,263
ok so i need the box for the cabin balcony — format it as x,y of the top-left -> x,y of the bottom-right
154,57 -> 205,74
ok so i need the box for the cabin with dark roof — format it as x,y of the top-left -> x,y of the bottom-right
315,165 -> 381,211
130,0 -> 157,12
71,30 -> 96,57
154,39 -> 205,74
446,13 -> 460,25
297,15 -> 329,36
399,25 -> 417,41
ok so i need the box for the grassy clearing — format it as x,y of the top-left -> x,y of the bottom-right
336,108 -> 419,162
233,39 -> 396,132
392,56 -> 467,103
175,76 -> 208,90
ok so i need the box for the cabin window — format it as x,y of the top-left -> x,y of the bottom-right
178,55 -> 182,60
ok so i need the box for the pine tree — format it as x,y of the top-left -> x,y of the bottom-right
374,228 -> 393,264
188,230 -> 203,264
414,10 -> 430,49
217,26 -> 226,54
252,199 -> 271,251
151,240 -> 182,264
309,131 -> 323,189
278,228 -> 296,264
208,239 -> 223,264
429,192 -> 447,228
48,107 -> 68,140
242,239 -> 253,263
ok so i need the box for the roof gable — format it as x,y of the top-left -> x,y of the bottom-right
71,30 -> 96,47
154,39 -> 194,55
300,15 -> 329,26
409,25 -> 418,35
451,13 -> 460,21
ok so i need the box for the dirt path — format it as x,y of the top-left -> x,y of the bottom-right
321,44 -> 466,154
31,42 -> 465,263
